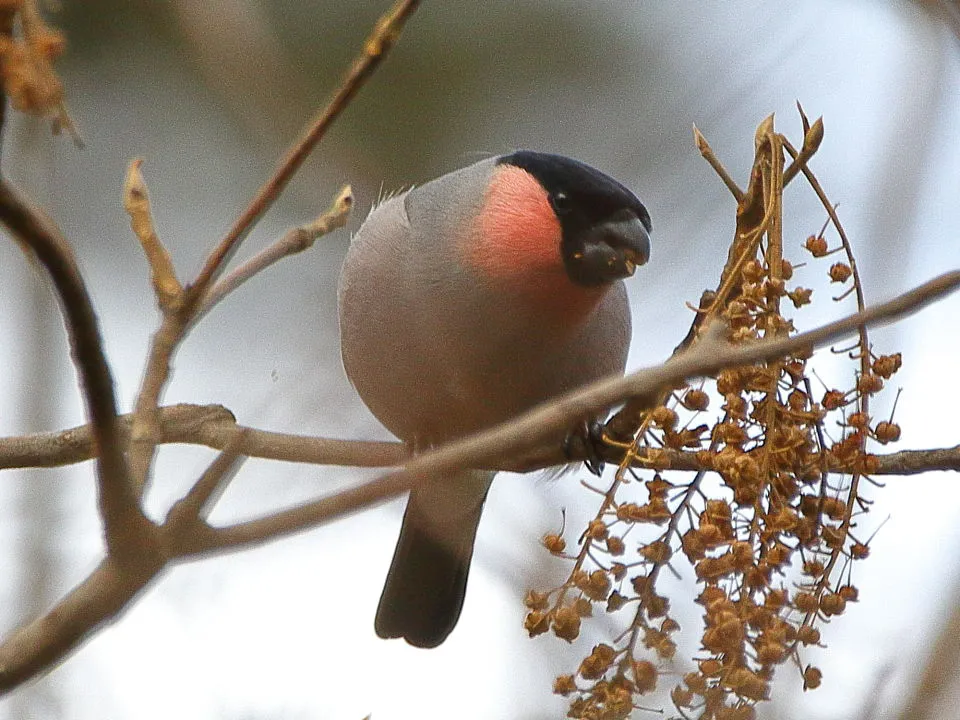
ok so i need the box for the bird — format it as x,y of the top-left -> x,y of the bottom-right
337,150 -> 651,648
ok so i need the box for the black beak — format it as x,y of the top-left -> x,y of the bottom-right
573,209 -> 651,285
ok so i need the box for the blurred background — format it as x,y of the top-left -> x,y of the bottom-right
1,1 -> 959,718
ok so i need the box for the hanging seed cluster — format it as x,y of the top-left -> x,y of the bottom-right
526,125 -> 902,719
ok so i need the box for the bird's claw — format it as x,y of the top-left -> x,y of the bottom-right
563,419 -> 607,476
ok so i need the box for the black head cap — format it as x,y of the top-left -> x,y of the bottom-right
498,150 -> 652,287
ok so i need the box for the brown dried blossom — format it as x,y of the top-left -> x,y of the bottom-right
0,1 -> 77,137
804,234 -> 829,257
529,115 -> 898,719
828,262 -> 853,283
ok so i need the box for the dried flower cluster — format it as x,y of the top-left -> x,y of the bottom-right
526,116 -> 903,719
0,0 -> 75,137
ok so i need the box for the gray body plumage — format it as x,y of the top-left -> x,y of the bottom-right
338,156 -> 634,647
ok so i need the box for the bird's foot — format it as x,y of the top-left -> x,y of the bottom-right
563,419 -> 607,476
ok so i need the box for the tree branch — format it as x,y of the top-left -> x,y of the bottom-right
693,124 -> 744,201
163,432 -> 250,552
168,270 -> 960,558
124,158 -> 182,309
2,403 -> 958,477
194,184 -> 353,323
0,557 -> 161,696
0,403 -> 407,469
783,110 -> 824,185
0,182 -> 154,561
182,0 -> 421,311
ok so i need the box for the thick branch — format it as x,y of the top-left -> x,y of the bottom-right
2,404 -> 957,477
0,182 -> 154,560
0,270 -> 953,690
0,403 -> 407,469
0,557 -> 161,696
509,441 -> 960,477
170,271 -> 960,557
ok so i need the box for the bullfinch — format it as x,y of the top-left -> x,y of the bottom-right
338,151 -> 651,647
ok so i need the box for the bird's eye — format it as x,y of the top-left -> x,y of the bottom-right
550,192 -> 572,215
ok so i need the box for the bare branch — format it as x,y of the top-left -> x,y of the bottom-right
694,124 -> 744,201
871,444 -> 960,475
165,431 -> 249,534
0,557 -> 161,696
2,403 -> 957,476
0,181 -> 154,560
511,437 -> 960,477
182,0 -> 422,311
170,271 -> 960,557
123,158 -> 182,308
128,311 -> 182,493
0,403 -> 407,469
783,114 -> 824,185
195,184 -> 353,322
0,1 -> 417,694
171,417 -> 406,467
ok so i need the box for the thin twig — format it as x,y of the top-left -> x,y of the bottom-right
195,184 -> 353,322
694,124 -> 744,201
0,181 -> 154,560
783,115 -> 824,185
182,0 -> 421,313
123,159 -> 182,309
163,433 -> 251,558
166,431 -> 249,524
169,271 -> 960,557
